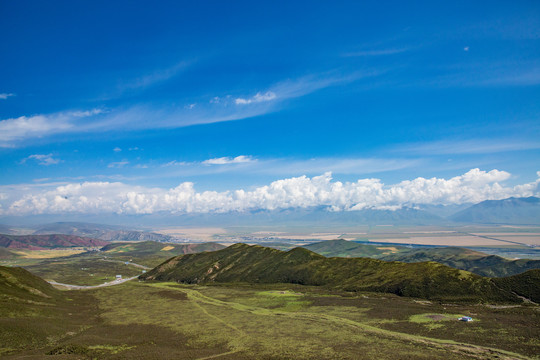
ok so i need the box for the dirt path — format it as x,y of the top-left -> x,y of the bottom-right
48,275 -> 140,290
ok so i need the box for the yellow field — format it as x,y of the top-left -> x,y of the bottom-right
11,248 -> 87,259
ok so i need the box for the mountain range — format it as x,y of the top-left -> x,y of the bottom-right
32,222 -> 177,242
1,196 -> 539,228
141,243 -> 539,303
450,196 -> 540,224
0,234 -> 108,250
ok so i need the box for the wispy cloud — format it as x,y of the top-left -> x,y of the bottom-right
113,147 -> 122,152
145,156 -> 417,179
0,109 -> 104,147
342,48 -> 409,57
202,155 -> 255,165
235,91 -> 276,105
396,138 -> 540,155
0,71 -> 375,147
21,153 -> 62,166
108,160 -> 129,168
0,93 -> 15,100
119,61 -> 191,91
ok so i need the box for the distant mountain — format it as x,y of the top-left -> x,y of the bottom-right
33,222 -> 177,242
450,197 -> 540,225
380,247 -> 540,277
416,203 -> 472,218
0,234 -> 108,250
141,243 -> 525,302
142,206 -> 445,227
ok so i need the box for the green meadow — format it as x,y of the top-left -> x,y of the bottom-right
2,269 -> 538,359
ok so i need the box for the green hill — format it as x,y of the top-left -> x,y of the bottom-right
0,266 -> 63,307
301,240 -> 539,277
492,269 -> 540,303
141,243 -> 525,303
100,241 -> 226,267
304,239 -> 403,258
380,247 -> 540,277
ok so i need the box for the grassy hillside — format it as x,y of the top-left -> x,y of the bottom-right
0,234 -> 108,250
1,265 -> 538,358
301,240 -> 540,277
100,241 -> 226,267
141,243 -> 524,303
304,239 -> 403,257
493,269 -> 540,303
381,247 -> 540,277
0,266 -> 61,304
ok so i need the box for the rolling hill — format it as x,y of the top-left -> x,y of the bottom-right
301,240 -> 540,277
0,234 -> 108,250
380,246 -> 540,277
450,196 -> 540,224
303,239 -> 403,258
99,241 -> 226,267
141,243 -> 529,302
0,265 -> 63,305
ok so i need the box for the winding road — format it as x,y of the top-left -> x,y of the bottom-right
48,259 -> 150,290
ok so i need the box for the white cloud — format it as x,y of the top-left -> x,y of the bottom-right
0,71 -> 373,147
21,154 -> 61,166
202,155 -> 255,165
0,109 -> 103,147
113,147 -> 122,152
120,61 -> 190,90
464,46 -> 470,51
396,139 -> 540,155
0,93 -> 15,100
235,91 -> 277,105
108,161 -> 129,168
1,168 -> 538,216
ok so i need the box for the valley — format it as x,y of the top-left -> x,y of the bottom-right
0,216 -> 539,359
1,267 -> 539,359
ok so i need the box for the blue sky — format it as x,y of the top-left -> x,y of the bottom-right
0,1 -> 539,216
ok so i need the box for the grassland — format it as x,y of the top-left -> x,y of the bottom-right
0,241 -> 225,286
2,272 -> 538,359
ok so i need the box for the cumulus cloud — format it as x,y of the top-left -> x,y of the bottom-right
1,168 -> 538,216
0,93 -> 15,100
21,154 -> 61,166
113,147 -> 122,152
202,155 -> 255,165
235,91 -> 277,105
